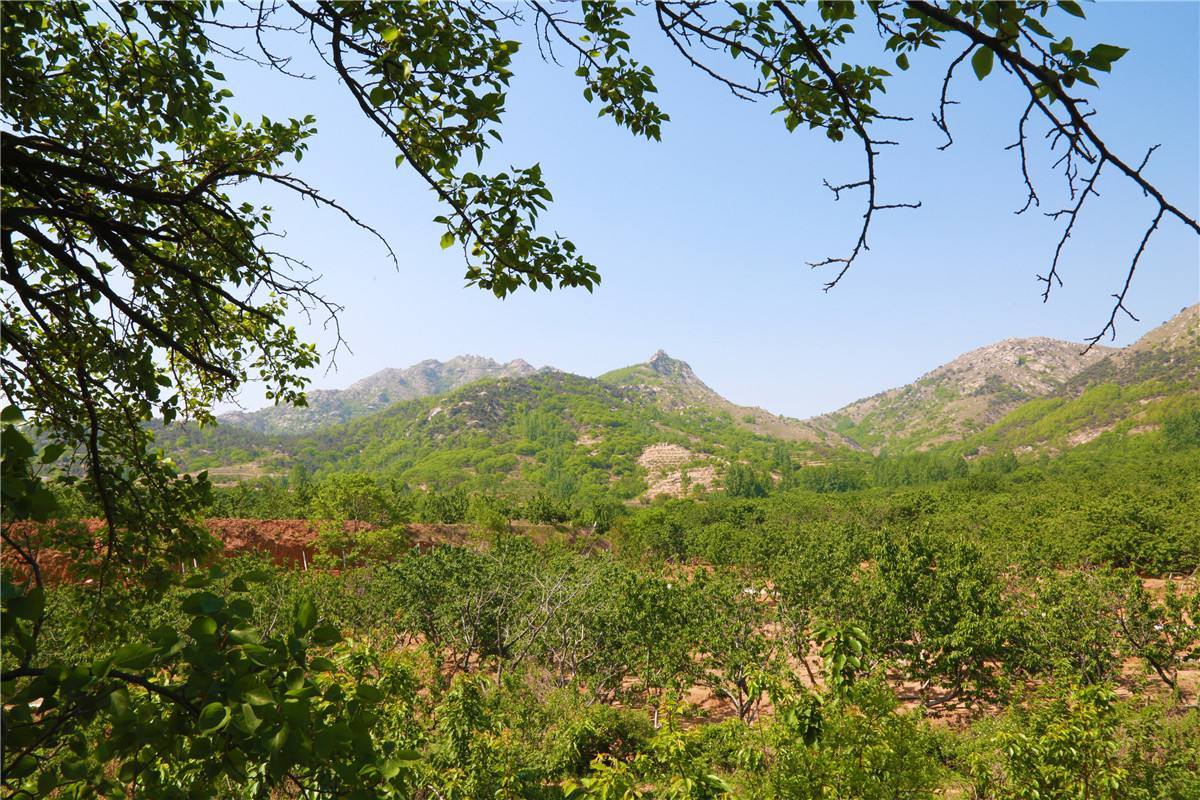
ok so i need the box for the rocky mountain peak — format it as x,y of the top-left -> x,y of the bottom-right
646,350 -> 699,382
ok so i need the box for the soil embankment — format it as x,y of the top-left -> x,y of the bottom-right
1,518 -> 513,582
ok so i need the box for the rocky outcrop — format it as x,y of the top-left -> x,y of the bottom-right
808,337 -> 1115,453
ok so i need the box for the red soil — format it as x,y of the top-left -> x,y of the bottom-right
2,518 -> 373,581
0,518 -> 495,583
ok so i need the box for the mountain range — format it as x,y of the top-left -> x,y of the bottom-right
219,355 -> 539,434
171,304 -> 1198,495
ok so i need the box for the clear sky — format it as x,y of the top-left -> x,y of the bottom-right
217,2 -> 1199,419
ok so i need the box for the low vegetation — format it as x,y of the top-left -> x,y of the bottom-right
6,424 -> 1199,797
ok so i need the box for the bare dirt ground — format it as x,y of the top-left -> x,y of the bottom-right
637,443 -> 720,499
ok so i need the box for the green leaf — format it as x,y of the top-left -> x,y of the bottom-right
40,443 -> 66,464
111,642 -> 158,671
971,47 -> 994,80
188,616 -> 218,639
241,643 -> 281,667
238,702 -> 262,733
368,85 -> 394,106
181,591 -> 224,615
381,27 -> 400,43
242,686 -> 274,706
61,758 -> 89,780
268,723 -> 290,753
311,624 -> 341,646
198,702 -> 230,734
309,656 -> 336,673
10,587 -> 44,620
8,754 -> 37,779
1059,1 -> 1086,19
439,231 -> 455,250
393,748 -> 421,763
229,627 -> 260,645
895,52 -> 909,71
356,684 -> 383,703
108,688 -> 131,720
1,405 -> 24,423
295,597 -> 317,633
1085,43 -> 1129,72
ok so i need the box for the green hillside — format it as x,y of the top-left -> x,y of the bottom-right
953,305 -> 1199,458
808,337 -> 1116,454
164,307 -> 1198,500
812,304 -> 1198,455
956,379 -> 1200,458
601,350 -> 850,446
169,368 -> 850,502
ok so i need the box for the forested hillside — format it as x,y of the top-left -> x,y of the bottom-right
20,404 -> 1200,799
167,365 -> 848,509
165,307 -> 1199,502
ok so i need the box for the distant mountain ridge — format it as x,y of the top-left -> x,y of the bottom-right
810,304 -> 1197,454
203,305 -> 1198,473
600,351 -> 854,448
809,337 -> 1116,453
220,355 -> 538,434
220,349 -> 849,447
954,304 -> 1199,456
177,359 -> 846,499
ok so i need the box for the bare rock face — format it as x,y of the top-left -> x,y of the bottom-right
646,350 -> 708,387
928,337 -> 1114,396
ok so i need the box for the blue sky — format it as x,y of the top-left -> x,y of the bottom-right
219,2 -> 1199,419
